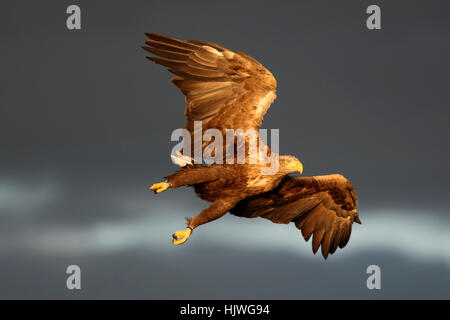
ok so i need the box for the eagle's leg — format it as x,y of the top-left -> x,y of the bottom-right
150,181 -> 171,194
172,228 -> 193,245
172,198 -> 240,245
151,166 -> 222,194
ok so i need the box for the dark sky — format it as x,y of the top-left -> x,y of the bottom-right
0,0 -> 449,299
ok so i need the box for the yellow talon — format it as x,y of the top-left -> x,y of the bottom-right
172,228 -> 192,245
150,182 -> 170,194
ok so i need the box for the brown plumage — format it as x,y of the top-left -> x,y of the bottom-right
231,175 -> 360,259
145,33 -> 360,258
143,32 -> 276,159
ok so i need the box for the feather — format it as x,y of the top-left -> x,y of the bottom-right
231,175 -> 360,259
312,228 -> 326,254
143,46 -> 189,61
145,40 -> 192,54
321,229 -> 335,259
145,32 -> 201,51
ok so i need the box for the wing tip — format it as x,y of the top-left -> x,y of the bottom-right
144,32 -> 162,40
142,45 -> 152,54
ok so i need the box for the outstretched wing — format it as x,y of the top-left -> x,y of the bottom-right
143,33 -> 277,159
230,174 -> 361,259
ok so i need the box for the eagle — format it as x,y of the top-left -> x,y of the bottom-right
144,33 -> 361,259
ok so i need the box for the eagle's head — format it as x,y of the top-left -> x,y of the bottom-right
279,155 -> 303,175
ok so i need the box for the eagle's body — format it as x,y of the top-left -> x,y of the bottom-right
145,33 -> 361,259
166,163 -> 287,202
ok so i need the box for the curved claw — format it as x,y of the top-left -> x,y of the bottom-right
172,228 -> 192,245
150,182 -> 170,194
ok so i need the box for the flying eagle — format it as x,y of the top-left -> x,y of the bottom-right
144,33 -> 360,259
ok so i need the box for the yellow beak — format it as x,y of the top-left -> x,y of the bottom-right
289,160 -> 303,174
296,160 -> 303,174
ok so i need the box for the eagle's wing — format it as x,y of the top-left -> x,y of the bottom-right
143,33 -> 277,159
230,174 -> 361,259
